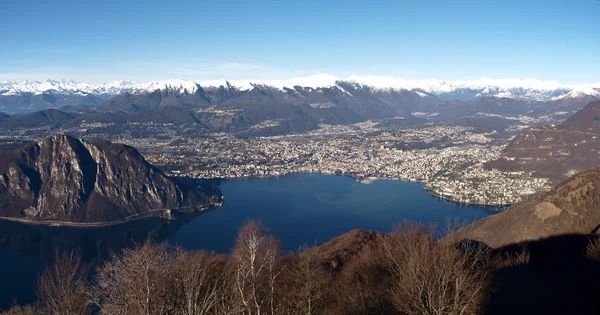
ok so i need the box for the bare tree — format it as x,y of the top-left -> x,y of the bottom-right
383,222 -> 492,315
232,220 -> 281,315
498,247 -> 530,268
587,239 -> 600,262
20,220 -> 504,315
324,241 -> 396,315
37,251 -> 90,315
92,240 -> 175,315
173,249 -> 231,315
1,304 -> 38,315
286,245 -> 329,315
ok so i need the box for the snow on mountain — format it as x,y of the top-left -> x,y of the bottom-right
559,85 -> 600,99
198,73 -> 339,91
345,75 -> 566,92
0,79 -> 139,96
0,74 -> 339,96
141,79 -> 200,94
344,75 -> 580,101
1,74 -> 598,102
345,75 -> 448,92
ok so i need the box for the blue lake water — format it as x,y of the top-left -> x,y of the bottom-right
0,173 -> 495,309
169,173 -> 494,252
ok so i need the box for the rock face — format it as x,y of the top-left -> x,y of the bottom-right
455,168 -> 600,248
0,134 -> 205,222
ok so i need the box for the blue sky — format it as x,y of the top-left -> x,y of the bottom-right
0,0 -> 598,84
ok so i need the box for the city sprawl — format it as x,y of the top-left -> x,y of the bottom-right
141,123 -> 551,206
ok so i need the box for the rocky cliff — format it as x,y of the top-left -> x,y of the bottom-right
0,134 -> 211,222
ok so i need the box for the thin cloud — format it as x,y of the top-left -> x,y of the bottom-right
120,60 -> 269,79
23,49 -> 73,53
218,62 -> 262,71
0,66 -> 75,81
180,57 -> 201,62
0,61 -> 326,83
5,60 -> 37,65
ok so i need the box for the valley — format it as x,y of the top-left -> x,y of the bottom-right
0,77 -> 596,211
0,116 -> 554,207
141,126 -> 549,205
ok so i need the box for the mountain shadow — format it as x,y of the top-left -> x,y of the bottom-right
483,234 -> 600,315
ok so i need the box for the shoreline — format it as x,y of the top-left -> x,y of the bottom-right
0,171 -> 511,228
426,188 -> 512,208
192,171 -> 512,208
0,202 -> 222,228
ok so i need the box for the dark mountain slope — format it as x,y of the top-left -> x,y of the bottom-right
486,101 -> 600,183
562,101 -> 600,133
451,168 -> 600,314
0,134 -> 215,222
486,125 -> 600,182
95,87 -> 212,113
450,115 -> 520,134
87,83 -> 437,136
462,97 -> 539,117
551,93 -> 599,114
63,106 -> 203,127
95,91 -> 163,112
130,106 -> 202,125
0,109 -> 76,129
454,168 -> 600,248
0,92 -> 103,113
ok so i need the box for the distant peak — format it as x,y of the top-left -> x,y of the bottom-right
1,75 -> 599,102
142,79 -> 200,94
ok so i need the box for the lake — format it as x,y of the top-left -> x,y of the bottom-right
0,173 -> 496,310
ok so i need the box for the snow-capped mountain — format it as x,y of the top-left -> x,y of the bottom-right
345,76 -> 600,101
1,74 -> 599,138
2,74 -> 598,101
196,74 -> 339,91
560,86 -> 600,99
0,79 -> 139,96
0,74 -> 340,97
1,75 -> 598,114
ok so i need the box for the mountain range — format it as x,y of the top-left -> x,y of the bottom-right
1,75 -> 598,114
2,75 -> 599,101
1,76 -> 598,138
